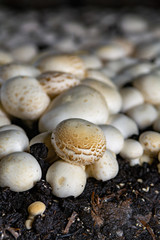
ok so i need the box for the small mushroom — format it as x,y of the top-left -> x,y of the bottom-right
86,150 -> 119,181
108,113 -> 139,139
99,124 -> 124,154
126,103 -> 158,130
1,76 -> 50,120
133,74 -> 160,105
120,139 -> 143,166
80,54 -> 102,69
25,201 -> 46,230
46,160 -> 86,198
139,131 -> 160,157
51,118 -> 106,165
0,129 -> 29,158
0,152 -> 42,192
0,51 -> 13,65
0,63 -> 40,84
37,71 -> 80,99
35,54 -> 86,79
120,87 -> 144,112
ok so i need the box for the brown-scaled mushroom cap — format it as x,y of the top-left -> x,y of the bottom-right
51,118 -> 106,165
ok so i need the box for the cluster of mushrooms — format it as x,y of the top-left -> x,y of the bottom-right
0,12 -> 160,205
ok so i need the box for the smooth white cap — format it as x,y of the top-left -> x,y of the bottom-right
99,124 -> 124,154
0,129 -> 29,158
86,150 -> 119,181
81,79 -> 122,114
127,103 -> 158,130
46,160 -> 86,198
120,139 -> 143,160
0,152 -> 42,192
120,87 -> 144,112
39,85 -> 109,132
108,113 -> 139,139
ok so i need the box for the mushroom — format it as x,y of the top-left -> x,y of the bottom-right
37,71 -> 80,99
126,103 -> 158,130
80,54 -> 102,69
120,87 -> 144,112
0,63 -> 40,84
86,69 -> 116,88
0,129 -> 29,158
133,74 -> 160,105
81,79 -> 122,114
25,201 -> 46,230
0,51 -> 13,65
120,139 -> 143,166
46,160 -> 86,198
99,124 -> 124,154
39,85 -> 109,132
107,113 -> 139,139
0,152 -> 42,192
86,150 -> 119,181
35,54 -> 86,79
139,131 -> 160,157
51,118 -> 106,165
1,76 -> 50,120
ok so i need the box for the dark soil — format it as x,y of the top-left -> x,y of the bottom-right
0,141 -> 160,240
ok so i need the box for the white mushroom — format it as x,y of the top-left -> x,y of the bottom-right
0,124 -> 26,133
135,41 -> 160,60
51,118 -> 106,165
0,51 -> 13,65
37,71 -> 80,99
39,85 -> 109,132
46,160 -> 87,198
86,69 -> 116,88
133,74 -> 160,105
0,129 -> 29,158
126,103 -> 158,130
0,152 -> 42,192
139,153 -> 154,166
11,43 -> 38,63
139,131 -> 160,157
35,54 -> 86,79
107,113 -> 139,139
0,63 -> 40,84
1,76 -> 50,120
99,124 -> 124,154
120,139 -> 143,164
86,150 -> 119,181
80,54 -> 102,69
120,87 -> 144,112
81,79 -> 122,114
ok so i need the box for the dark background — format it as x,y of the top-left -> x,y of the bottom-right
1,0 -> 160,9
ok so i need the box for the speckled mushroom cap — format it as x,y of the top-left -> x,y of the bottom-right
35,54 -> 86,79
37,71 -> 80,99
51,118 -> 106,165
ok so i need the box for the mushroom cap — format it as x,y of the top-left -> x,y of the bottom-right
11,43 -> 37,63
81,79 -> 122,114
1,76 -> 50,120
0,152 -> 42,192
37,71 -> 80,99
0,63 -> 40,84
99,124 -> 124,154
133,74 -> 160,105
39,85 -> 109,132
28,201 -> 46,216
139,131 -> 160,157
51,118 -> 106,165
46,160 -> 86,198
35,54 -> 86,79
86,150 -> 119,181
120,139 -> 143,160
0,129 -> 29,158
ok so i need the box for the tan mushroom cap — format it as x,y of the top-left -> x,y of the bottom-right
28,201 -> 46,217
37,71 -> 80,99
51,118 -> 106,165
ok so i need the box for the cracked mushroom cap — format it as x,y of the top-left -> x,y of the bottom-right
51,118 -> 106,165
